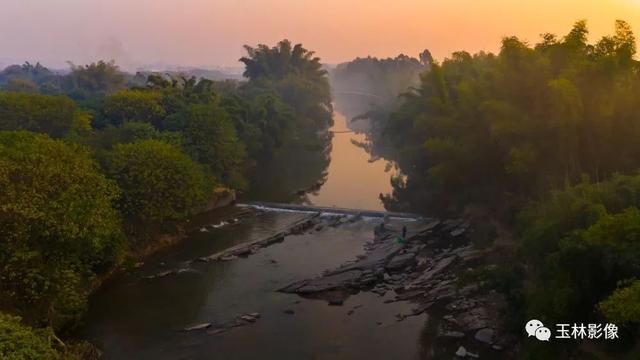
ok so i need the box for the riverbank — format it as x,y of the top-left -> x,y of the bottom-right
83,209 -> 428,358
87,204 -> 517,359
129,188 -> 238,260
82,107 -> 519,358
276,215 -> 518,358
88,189 -> 240,295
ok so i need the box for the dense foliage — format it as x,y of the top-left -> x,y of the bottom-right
63,61 -> 126,104
372,21 -> 640,356
102,89 -> 165,127
520,174 -> 640,322
88,121 -> 180,151
0,39 -> 333,355
0,60 -> 127,104
105,140 -> 210,225
0,313 -> 61,360
0,92 -> 90,138
240,39 -> 333,134
381,20 -> 640,216
0,62 -> 60,95
599,280 -> 640,325
0,132 -> 124,328
221,92 -> 294,159
179,102 -> 247,188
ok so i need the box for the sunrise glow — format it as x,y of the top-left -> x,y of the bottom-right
1,0 -> 639,69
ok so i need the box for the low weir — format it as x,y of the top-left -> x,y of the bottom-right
239,201 -> 424,220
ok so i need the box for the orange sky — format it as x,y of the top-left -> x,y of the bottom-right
1,0 -> 639,70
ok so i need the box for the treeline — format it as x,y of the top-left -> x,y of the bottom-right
376,21 -> 640,356
329,52 -> 430,118
0,40 -> 331,358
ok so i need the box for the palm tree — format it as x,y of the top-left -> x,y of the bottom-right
240,40 -> 333,131
240,40 -> 327,83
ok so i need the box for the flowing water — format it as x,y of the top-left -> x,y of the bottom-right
84,110 -> 436,359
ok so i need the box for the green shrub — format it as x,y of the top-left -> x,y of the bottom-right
520,176 -> 640,324
103,89 -> 165,127
0,313 -> 61,360
0,131 -> 124,328
105,139 -> 211,224
599,280 -> 640,325
0,92 -> 88,138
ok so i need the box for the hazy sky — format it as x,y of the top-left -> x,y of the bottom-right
1,0 -> 640,70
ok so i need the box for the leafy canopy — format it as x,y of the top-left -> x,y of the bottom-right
0,92 -> 89,138
0,313 -> 61,360
0,131 -> 123,328
105,139 -> 211,224
381,20 -> 640,215
103,89 -> 165,127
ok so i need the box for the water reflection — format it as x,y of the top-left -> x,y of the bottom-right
244,109 -> 395,211
242,135 -> 331,204
305,111 -> 394,211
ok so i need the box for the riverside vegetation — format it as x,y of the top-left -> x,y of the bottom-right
3,20 -> 640,359
0,40 -> 332,359
352,21 -> 640,358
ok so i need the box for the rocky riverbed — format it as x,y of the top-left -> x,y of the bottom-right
275,215 -> 516,357
92,207 -> 516,359
172,208 -> 516,358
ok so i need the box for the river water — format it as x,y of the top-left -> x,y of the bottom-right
84,111 -> 437,359
305,111 -> 394,210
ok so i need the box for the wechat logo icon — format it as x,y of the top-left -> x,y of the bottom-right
526,319 -> 551,341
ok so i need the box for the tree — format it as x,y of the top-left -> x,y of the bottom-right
181,102 -> 247,188
0,92 -> 89,138
105,140 -> 210,225
63,60 -> 125,102
419,49 -> 434,66
0,131 -> 124,328
240,40 -> 327,83
599,280 -> 640,325
371,23 -> 640,355
0,313 -> 60,360
92,119 -> 180,145
222,92 -> 294,158
103,89 -> 165,127
520,182 -> 640,324
3,77 -> 38,93
142,75 -> 218,131
0,62 -> 61,94
240,40 -> 332,132
379,20 -> 640,215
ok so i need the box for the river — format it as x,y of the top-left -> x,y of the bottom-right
305,111 -> 394,210
84,110 -> 438,359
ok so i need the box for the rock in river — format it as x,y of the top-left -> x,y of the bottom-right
279,270 -> 363,294
385,252 -> 416,271
455,346 -> 479,358
474,327 -> 495,345
183,323 -> 211,331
